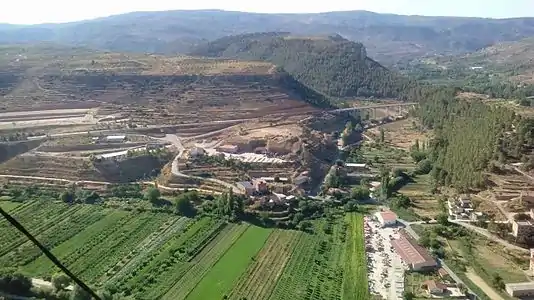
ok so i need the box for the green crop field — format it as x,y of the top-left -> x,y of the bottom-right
0,200 -> 369,299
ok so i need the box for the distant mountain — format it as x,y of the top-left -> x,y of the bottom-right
1,10 -> 534,64
190,32 -> 415,98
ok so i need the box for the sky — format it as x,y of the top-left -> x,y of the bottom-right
1,0 -> 533,25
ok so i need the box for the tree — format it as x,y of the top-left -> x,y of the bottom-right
491,273 -> 505,290
402,291 -> 415,300
60,190 -> 75,203
298,221 -> 313,232
350,186 -> 370,201
71,285 -> 91,300
436,213 -> 449,226
52,273 -> 71,291
379,128 -> 385,143
174,196 -> 196,217
0,268 -> 32,296
144,187 -> 160,203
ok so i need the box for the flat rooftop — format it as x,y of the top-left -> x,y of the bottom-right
506,281 -> 534,291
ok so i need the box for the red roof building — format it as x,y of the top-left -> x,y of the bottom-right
391,230 -> 437,271
375,211 -> 397,227
422,280 -> 447,295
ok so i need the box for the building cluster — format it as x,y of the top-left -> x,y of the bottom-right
236,177 -> 298,209
447,194 -> 486,221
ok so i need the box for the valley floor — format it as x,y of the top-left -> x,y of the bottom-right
0,200 -> 368,300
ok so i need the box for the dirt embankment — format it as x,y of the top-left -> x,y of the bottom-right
0,139 -> 42,163
94,154 -> 173,183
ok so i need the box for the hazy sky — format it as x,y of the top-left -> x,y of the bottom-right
1,0 -> 533,25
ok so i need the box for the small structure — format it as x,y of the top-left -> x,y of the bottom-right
512,219 -> 534,238
216,144 -> 239,154
391,230 -> 437,271
470,211 -> 486,221
293,175 -> 310,185
189,147 -> 206,158
505,282 -> 534,298
375,211 -> 397,227
105,135 -> 127,143
253,179 -> 269,194
254,147 -> 268,154
237,181 -> 255,196
437,267 -> 449,279
458,194 -> 472,208
422,280 -> 447,296
98,150 -> 129,161
260,177 -> 289,183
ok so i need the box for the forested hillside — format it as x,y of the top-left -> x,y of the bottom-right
191,33 -> 416,99
415,87 -> 534,190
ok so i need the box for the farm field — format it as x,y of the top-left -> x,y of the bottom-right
398,174 -> 440,219
0,200 -> 369,299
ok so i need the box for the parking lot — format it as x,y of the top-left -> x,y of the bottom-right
364,215 -> 407,300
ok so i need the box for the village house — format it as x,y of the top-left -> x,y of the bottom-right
236,181 -> 255,196
375,211 -> 397,227
422,280 -> 447,296
512,219 -> 534,240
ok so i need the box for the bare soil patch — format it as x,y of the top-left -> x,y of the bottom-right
465,270 -> 505,300
369,118 -> 429,150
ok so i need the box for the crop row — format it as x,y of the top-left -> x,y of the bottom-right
99,216 -> 190,284
115,217 -> 223,299
0,205 -> 106,267
229,229 -> 301,300
306,217 -> 346,300
0,202 -> 78,257
161,223 -> 249,300
341,213 -> 368,300
71,212 -> 170,283
269,230 -> 319,300
23,210 -> 134,277
186,226 -> 273,300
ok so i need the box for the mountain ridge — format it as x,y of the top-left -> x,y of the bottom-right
1,10 -> 534,64
190,33 -> 413,99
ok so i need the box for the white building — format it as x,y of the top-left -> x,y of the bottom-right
375,211 -> 398,227
105,135 -> 127,143
506,282 -> 534,298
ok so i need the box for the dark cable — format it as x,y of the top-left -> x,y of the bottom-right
0,207 -> 101,300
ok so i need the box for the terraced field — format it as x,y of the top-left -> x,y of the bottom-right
0,200 -> 368,299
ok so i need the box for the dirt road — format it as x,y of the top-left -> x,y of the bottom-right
452,220 -> 529,253
465,270 -> 505,300
31,278 -> 73,291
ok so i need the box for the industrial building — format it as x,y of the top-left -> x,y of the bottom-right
391,230 -> 437,271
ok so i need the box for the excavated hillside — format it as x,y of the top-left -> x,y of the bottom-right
0,45 -> 332,124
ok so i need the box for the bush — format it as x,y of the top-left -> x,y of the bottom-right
144,187 -> 161,203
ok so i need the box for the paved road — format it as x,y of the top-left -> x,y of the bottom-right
158,134 -> 241,194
